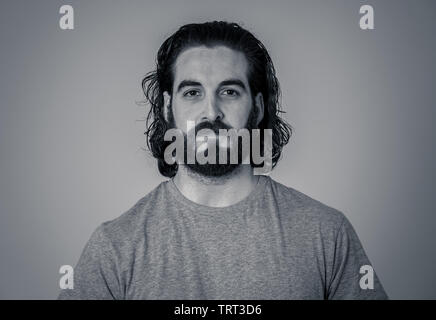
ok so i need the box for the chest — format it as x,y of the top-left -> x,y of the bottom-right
126,216 -> 326,299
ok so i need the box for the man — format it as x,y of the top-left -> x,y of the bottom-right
58,21 -> 388,299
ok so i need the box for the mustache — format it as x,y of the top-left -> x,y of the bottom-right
194,120 -> 232,135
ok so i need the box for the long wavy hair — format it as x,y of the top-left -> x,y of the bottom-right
142,21 -> 293,178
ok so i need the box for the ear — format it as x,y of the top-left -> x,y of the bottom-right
254,92 -> 265,126
163,91 -> 171,124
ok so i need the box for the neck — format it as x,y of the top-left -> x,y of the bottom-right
173,165 -> 259,207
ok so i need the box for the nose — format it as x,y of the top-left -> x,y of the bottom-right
201,95 -> 223,122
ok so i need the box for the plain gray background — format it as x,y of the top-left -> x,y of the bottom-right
1,0 -> 435,299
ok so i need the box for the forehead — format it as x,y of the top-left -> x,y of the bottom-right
172,45 -> 249,89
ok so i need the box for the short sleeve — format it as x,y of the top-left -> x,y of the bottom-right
57,224 -> 123,300
327,216 -> 389,300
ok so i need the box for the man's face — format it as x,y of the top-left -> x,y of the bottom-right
170,45 -> 254,133
164,45 -> 261,177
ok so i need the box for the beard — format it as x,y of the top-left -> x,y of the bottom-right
178,108 -> 258,177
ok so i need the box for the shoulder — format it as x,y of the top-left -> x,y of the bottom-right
93,180 -> 171,248
266,176 -> 347,232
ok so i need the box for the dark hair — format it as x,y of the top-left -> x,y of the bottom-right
142,21 -> 293,177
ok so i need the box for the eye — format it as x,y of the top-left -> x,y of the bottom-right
221,89 -> 239,97
183,89 -> 201,98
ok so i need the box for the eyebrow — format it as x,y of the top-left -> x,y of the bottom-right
176,78 -> 247,93
220,79 -> 247,91
176,80 -> 201,93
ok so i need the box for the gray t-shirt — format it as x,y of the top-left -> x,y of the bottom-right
58,176 -> 388,300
